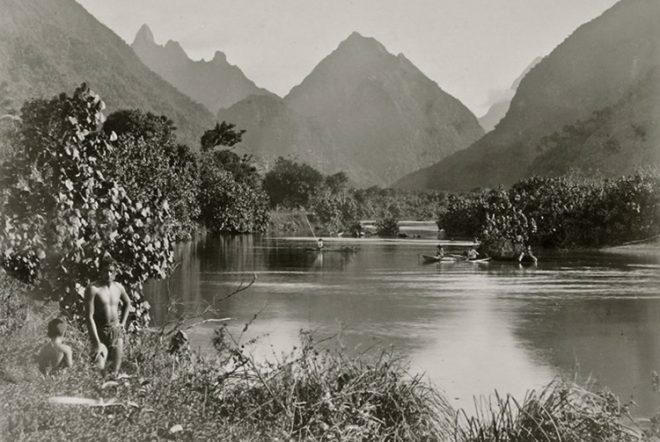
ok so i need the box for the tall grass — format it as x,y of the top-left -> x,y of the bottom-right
0,275 -> 652,441
454,381 -> 642,442
1,306 -> 454,441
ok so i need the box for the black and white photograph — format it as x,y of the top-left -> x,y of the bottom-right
0,0 -> 659,440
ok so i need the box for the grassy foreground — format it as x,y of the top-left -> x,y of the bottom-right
0,276 -> 656,441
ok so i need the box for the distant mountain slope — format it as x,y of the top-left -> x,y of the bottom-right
217,94 -> 385,186
132,24 -> 275,113
528,65 -> 660,176
396,0 -> 660,191
0,0 -> 214,147
219,32 -> 484,187
478,57 -> 543,132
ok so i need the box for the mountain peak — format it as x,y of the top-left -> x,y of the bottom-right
163,40 -> 187,58
134,24 -> 154,45
337,31 -> 386,54
212,50 -> 227,64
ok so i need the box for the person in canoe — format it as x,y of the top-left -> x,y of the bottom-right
519,244 -> 538,264
466,246 -> 479,260
435,245 -> 445,259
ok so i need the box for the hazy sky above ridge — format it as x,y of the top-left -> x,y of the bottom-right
76,0 -> 619,115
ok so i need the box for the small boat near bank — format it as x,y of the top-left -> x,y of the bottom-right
421,254 -> 462,264
421,255 -> 491,264
306,246 -> 359,253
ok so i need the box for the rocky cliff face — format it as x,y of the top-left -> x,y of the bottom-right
132,24 -> 275,114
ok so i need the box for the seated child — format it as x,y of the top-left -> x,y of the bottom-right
37,318 -> 73,375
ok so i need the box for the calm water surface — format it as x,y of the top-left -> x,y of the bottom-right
145,235 -> 660,414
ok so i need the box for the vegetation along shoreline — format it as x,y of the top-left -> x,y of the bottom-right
0,82 -> 658,440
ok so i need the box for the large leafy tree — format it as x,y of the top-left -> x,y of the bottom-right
103,109 -> 200,238
198,165 -> 270,234
198,122 -> 269,233
200,121 -> 245,152
263,157 -> 324,209
0,85 -> 173,325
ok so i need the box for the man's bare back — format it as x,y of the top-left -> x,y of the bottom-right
85,256 -> 131,375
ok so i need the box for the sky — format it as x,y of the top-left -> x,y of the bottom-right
76,0 -> 619,116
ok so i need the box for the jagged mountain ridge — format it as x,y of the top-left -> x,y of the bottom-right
132,24 -> 275,113
0,0 -> 214,147
395,0 -> 660,191
219,32 -> 484,187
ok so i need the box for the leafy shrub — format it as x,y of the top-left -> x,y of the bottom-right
198,164 -> 270,234
355,186 -> 446,221
510,176 -> 590,247
438,172 -> 660,249
103,110 -> 201,239
197,124 -> 270,234
0,84 -> 173,325
376,216 -> 400,238
310,187 -> 359,234
437,193 -> 486,239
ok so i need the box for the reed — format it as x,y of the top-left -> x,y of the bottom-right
454,380 -> 642,442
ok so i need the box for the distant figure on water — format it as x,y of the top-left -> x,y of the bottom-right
37,318 -> 73,375
85,255 -> 131,376
466,247 -> 479,260
317,238 -> 324,250
519,244 -> 538,264
436,245 -> 445,259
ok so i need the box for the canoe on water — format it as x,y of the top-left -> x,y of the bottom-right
306,247 -> 359,253
421,254 -> 462,264
465,257 -> 491,263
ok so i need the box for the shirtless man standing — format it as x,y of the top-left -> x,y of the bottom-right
85,255 -> 131,375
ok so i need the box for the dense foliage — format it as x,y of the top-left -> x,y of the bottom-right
198,125 -> 270,234
264,157 -> 324,208
198,158 -> 270,234
103,110 -> 201,239
200,121 -> 245,152
438,172 -> 660,253
375,216 -> 401,238
0,85 -> 174,324
265,159 -> 447,234
0,85 -> 275,324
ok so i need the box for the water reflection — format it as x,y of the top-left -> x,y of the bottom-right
144,235 -> 660,414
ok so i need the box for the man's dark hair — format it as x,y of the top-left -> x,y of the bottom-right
99,255 -> 117,271
47,318 -> 67,338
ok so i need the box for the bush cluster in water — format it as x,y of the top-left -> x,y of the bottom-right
437,173 -> 660,254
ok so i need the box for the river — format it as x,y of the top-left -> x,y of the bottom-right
144,234 -> 660,415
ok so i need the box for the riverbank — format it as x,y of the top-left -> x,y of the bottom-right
1,279 -> 655,441
600,236 -> 660,258
0,299 -> 452,440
